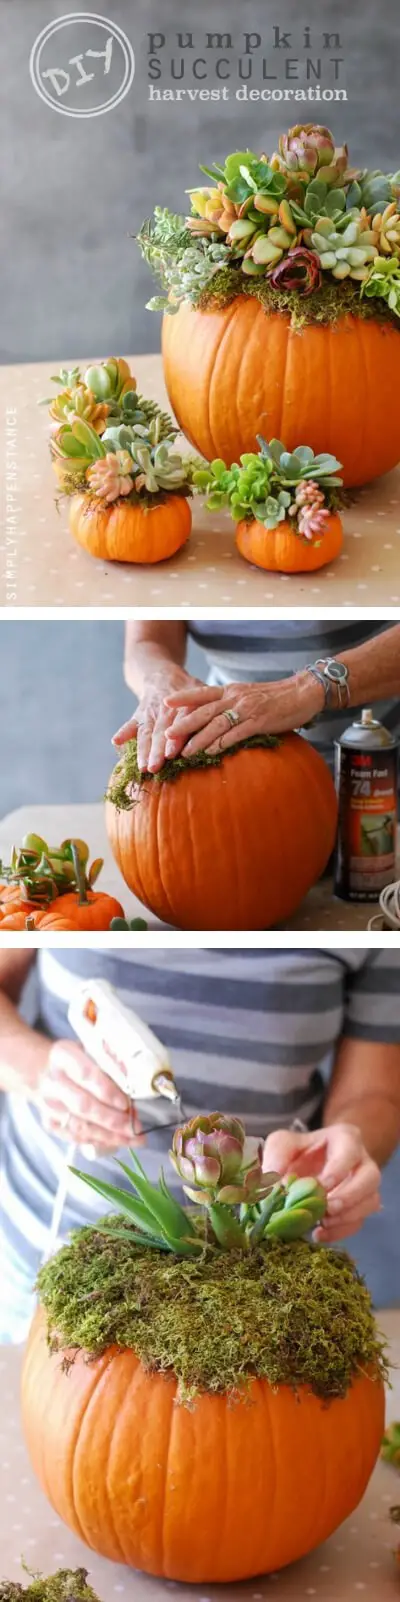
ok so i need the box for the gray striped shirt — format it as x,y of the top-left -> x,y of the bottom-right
187,622 -> 400,768
2,947 -> 400,1280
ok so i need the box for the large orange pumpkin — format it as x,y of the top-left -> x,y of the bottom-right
69,492 -> 191,563
106,735 -> 337,930
236,511 -> 343,573
162,298 -> 400,487
21,1308 -> 384,1584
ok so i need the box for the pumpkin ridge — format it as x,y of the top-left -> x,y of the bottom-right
69,1353 -> 115,1550
207,299 -> 244,456
104,1359 -> 146,1565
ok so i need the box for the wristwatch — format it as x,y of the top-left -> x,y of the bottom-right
302,658 -> 351,725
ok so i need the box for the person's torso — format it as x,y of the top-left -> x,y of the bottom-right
2,947 -> 368,1274
187,621 -> 400,769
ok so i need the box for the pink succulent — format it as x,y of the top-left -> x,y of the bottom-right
269,246 -> 321,297
87,450 -> 134,503
298,505 -> 330,541
170,1112 -> 279,1205
295,480 -> 325,509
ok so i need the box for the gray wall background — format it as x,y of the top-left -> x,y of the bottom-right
0,620 -> 203,813
1,0 -> 399,362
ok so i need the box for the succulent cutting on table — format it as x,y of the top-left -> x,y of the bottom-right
44,357 -> 195,564
194,436 -> 345,571
138,125 -> 400,485
0,835 -> 125,931
21,1110 -> 386,1584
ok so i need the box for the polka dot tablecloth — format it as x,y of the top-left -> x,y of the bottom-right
1,804 -> 398,931
1,356 -> 400,607
0,1311 -> 399,1599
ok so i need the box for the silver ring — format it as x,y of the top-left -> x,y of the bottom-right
224,708 -> 240,727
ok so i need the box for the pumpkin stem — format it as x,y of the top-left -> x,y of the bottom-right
70,842 -> 89,906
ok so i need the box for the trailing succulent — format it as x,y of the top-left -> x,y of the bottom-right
70,1111 -> 327,1255
0,835 -> 102,909
44,356 -> 195,505
193,437 -> 344,543
137,124 -> 400,322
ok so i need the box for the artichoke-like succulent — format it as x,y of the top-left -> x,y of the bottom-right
269,245 -> 321,296
83,357 -> 136,404
276,123 -> 336,176
87,450 -> 134,503
373,202 -> 400,258
311,215 -> 378,280
272,125 -> 348,191
170,1112 -> 278,1205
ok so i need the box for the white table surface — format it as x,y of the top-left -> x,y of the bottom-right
1,803 -> 397,932
0,1310 -> 399,1599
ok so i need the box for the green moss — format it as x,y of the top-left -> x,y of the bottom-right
198,267 -> 400,330
105,733 -> 280,812
0,1572 -> 100,1602
36,1221 -> 387,1405
55,479 -> 192,508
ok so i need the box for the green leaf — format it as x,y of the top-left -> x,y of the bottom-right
293,445 -> 315,466
208,1202 -> 249,1250
126,1151 -> 198,1242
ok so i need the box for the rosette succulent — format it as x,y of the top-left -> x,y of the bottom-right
87,451 -> 134,503
273,123 -> 337,178
311,215 -> 378,280
372,202 -> 400,258
72,1110 -> 327,1255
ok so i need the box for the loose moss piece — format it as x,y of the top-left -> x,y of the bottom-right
0,1572 -> 100,1602
105,732 -> 280,811
198,267 -> 400,330
36,1220 -> 387,1405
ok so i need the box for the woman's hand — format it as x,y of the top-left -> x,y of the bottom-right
112,668 -> 203,773
262,1123 -> 382,1242
37,1040 -> 142,1151
164,672 -> 325,759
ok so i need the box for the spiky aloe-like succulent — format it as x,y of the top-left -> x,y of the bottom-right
193,438 -> 342,536
72,1111 -> 326,1255
361,256 -> 400,317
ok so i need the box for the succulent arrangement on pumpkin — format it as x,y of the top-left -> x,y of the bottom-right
105,727 -> 338,930
0,833 -> 146,932
139,124 -> 400,486
194,436 -> 345,572
21,1111 -> 386,1583
44,356 -> 195,564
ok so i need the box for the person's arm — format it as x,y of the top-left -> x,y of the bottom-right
112,622 -> 204,773
262,1034 -> 400,1244
0,953 -> 138,1148
322,1036 -> 400,1168
163,624 -> 400,757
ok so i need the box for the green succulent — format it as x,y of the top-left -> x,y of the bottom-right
258,437 -> 343,485
105,389 -> 178,440
193,439 -> 342,527
346,170 -> 394,217
199,150 -> 286,209
311,215 -> 378,280
291,177 -> 348,231
361,256 -> 400,317
100,425 -> 192,494
138,207 -> 229,311
71,1110 -> 326,1257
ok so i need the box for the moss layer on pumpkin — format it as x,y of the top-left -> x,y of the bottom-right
36,1221 -> 386,1404
0,1573 -> 100,1602
105,733 -> 280,811
198,268 -> 400,330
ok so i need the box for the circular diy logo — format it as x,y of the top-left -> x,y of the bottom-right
29,12 -> 135,117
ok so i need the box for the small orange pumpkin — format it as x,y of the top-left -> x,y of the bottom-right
21,1306 -> 384,1584
162,298 -> 400,487
236,512 -> 343,573
31,889 -> 124,931
69,493 -> 192,564
106,734 -> 338,930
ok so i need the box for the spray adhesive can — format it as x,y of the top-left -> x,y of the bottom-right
334,709 -> 399,903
